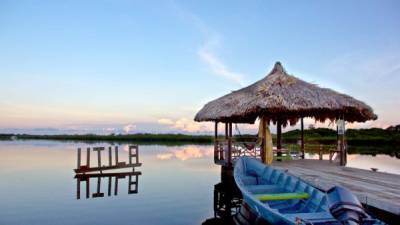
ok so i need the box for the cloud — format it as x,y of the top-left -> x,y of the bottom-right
156,153 -> 174,160
123,124 -> 136,133
172,2 -> 245,86
198,46 -> 245,86
156,146 -> 213,161
158,117 -> 213,133
157,118 -> 174,125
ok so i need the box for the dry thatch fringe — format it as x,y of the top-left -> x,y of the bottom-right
194,62 -> 377,126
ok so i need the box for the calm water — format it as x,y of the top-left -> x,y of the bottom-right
0,140 -> 399,225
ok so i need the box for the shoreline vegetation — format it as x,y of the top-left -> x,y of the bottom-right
1,127 -> 399,145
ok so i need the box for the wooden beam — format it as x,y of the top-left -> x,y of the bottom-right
74,163 -> 142,173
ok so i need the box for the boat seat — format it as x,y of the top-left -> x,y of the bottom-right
240,175 -> 258,185
246,184 -> 282,194
255,192 -> 309,201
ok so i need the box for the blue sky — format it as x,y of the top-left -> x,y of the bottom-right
0,0 -> 399,134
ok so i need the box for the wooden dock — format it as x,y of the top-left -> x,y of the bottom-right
273,159 -> 400,217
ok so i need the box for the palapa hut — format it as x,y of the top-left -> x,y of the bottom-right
194,62 -> 377,166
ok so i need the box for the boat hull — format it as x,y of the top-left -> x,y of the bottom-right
233,157 -> 383,225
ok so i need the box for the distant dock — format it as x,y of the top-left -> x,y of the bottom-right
273,159 -> 400,218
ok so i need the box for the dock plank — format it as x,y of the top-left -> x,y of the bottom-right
273,159 -> 400,216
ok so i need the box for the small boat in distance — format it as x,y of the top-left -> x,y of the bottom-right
233,157 -> 384,225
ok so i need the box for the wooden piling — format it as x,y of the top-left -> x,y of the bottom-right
77,148 -> 81,169
108,147 -> 112,166
93,147 -> 105,168
86,147 -> 90,168
115,146 -> 119,165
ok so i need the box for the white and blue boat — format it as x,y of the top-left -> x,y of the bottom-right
234,157 -> 384,225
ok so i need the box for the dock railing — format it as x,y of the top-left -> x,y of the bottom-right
304,144 -> 341,162
214,139 -> 262,165
214,139 -> 342,166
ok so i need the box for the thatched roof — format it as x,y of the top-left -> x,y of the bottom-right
194,62 -> 377,125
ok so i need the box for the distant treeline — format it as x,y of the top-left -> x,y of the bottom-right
283,128 -> 400,145
1,127 -> 399,146
2,133 -> 213,144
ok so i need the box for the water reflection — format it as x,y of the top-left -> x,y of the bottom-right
202,166 -> 242,225
75,172 -> 140,199
1,140 -> 399,225
156,145 -> 213,161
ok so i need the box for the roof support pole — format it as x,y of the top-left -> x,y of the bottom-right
214,122 -> 218,140
228,122 -> 232,167
339,114 -> 347,166
301,117 -> 305,159
261,118 -> 267,164
277,120 -> 282,161
225,123 -> 228,140
214,122 -> 218,162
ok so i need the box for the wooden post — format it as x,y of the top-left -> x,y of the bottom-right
92,177 -> 104,198
214,122 -> 218,140
214,122 -> 218,161
225,123 -> 228,139
336,124 -> 339,143
115,146 -> 119,165
277,120 -> 282,149
128,174 -> 139,194
86,147 -> 90,168
319,144 -> 323,160
85,177 -> 90,199
76,178 -> 81,199
129,145 -> 139,165
277,120 -> 282,161
108,177 -> 112,196
339,115 -> 347,166
261,118 -> 267,164
224,122 -> 228,162
108,147 -> 112,166
228,122 -> 232,166
93,147 -> 104,168
340,131 -> 344,166
77,148 -> 81,169
114,176 -> 119,195
301,118 -> 305,159
337,114 -> 347,166
129,147 -> 132,165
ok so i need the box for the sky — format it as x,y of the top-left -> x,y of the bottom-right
0,0 -> 399,134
